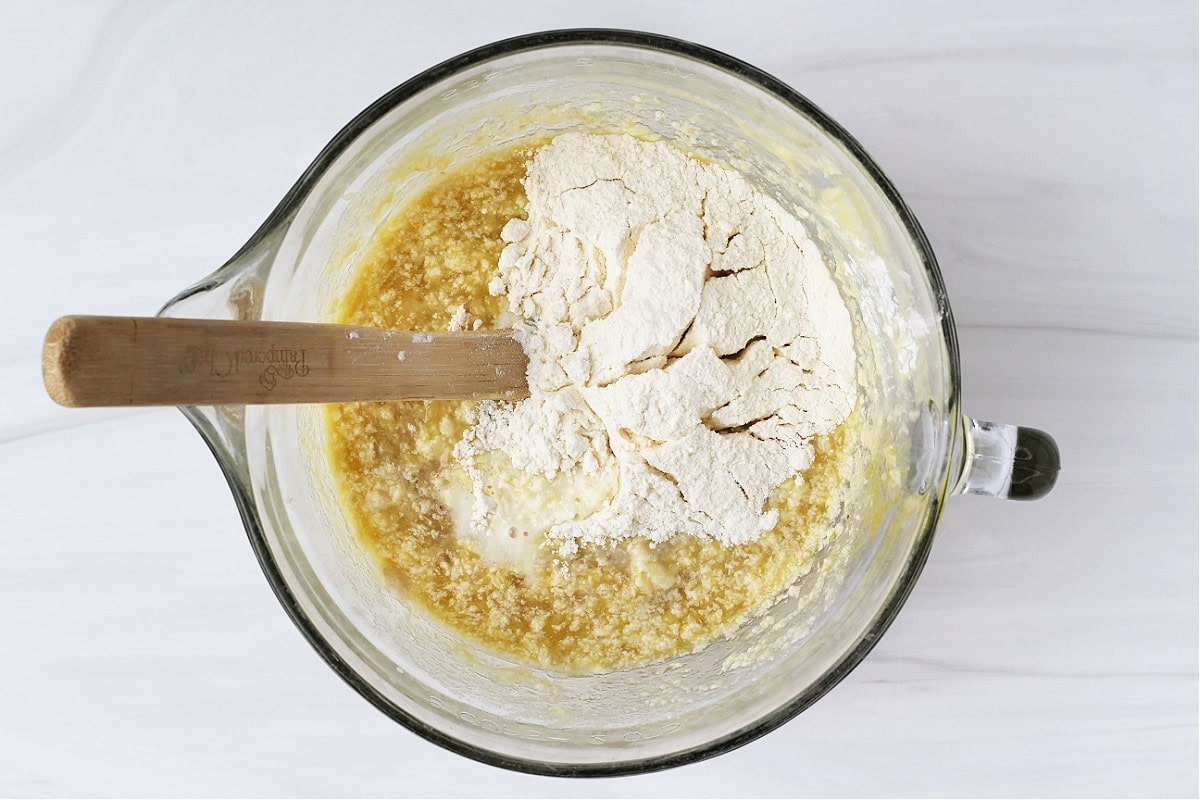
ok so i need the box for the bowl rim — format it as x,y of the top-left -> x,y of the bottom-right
199,27 -> 960,778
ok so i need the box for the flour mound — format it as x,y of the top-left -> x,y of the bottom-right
455,133 -> 855,553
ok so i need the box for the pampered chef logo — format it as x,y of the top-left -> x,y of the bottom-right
178,346 -> 310,391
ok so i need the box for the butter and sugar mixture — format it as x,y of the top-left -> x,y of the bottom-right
325,135 -> 861,672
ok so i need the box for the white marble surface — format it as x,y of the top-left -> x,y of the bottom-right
1,1 -> 1196,796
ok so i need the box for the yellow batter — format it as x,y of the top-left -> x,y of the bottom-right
323,142 -> 858,673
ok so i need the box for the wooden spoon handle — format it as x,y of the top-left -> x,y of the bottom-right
42,315 -> 529,407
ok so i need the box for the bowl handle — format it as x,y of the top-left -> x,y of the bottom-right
953,417 -> 1060,500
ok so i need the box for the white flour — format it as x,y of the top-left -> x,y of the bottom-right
455,134 -> 855,553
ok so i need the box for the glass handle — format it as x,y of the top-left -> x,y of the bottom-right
954,417 -> 1060,500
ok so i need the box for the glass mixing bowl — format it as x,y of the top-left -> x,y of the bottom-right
158,30 -> 1059,776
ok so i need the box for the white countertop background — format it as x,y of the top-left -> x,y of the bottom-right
1,1 -> 1196,796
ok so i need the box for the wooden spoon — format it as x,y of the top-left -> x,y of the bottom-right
42,315 -> 529,407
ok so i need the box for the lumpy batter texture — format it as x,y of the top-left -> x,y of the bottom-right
324,142 -> 859,673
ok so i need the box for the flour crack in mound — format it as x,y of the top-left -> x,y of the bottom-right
454,133 -> 855,554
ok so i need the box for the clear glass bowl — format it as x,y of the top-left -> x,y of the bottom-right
159,30 -> 1059,776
